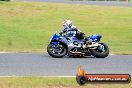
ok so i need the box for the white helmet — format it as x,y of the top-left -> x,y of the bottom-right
63,20 -> 72,29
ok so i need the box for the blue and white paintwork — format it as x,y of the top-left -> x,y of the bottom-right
50,33 -> 102,52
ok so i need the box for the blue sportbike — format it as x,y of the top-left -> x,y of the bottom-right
47,31 -> 109,58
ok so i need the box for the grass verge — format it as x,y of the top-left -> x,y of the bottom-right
0,77 -> 131,88
0,2 -> 132,54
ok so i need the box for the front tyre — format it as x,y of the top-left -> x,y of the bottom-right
91,43 -> 109,58
47,43 -> 67,58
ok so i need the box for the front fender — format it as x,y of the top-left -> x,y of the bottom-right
50,40 -> 68,54
50,41 -> 59,46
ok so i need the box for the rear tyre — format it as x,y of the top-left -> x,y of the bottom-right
47,43 -> 67,58
91,43 -> 109,58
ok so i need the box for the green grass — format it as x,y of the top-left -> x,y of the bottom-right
0,77 -> 132,88
0,2 -> 132,54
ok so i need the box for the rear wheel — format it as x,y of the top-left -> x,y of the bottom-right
91,43 -> 109,58
47,43 -> 67,58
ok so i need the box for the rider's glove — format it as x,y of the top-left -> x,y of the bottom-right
59,32 -> 63,36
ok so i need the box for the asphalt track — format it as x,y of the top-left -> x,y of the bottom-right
15,0 -> 132,7
1,1 -> 132,76
0,53 -> 132,76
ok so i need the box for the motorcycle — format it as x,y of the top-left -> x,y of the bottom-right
47,30 -> 109,58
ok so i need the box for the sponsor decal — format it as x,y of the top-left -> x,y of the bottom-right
76,66 -> 131,85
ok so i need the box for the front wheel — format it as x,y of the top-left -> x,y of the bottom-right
91,43 -> 109,58
47,43 -> 67,58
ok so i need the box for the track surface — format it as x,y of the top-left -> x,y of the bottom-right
3,0 -> 131,76
0,53 -> 131,76
15,0 -> 132,7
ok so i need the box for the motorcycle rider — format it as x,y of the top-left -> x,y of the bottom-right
59,20 -> 85,39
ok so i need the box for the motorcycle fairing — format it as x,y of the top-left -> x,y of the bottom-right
88,34 -> 102,42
